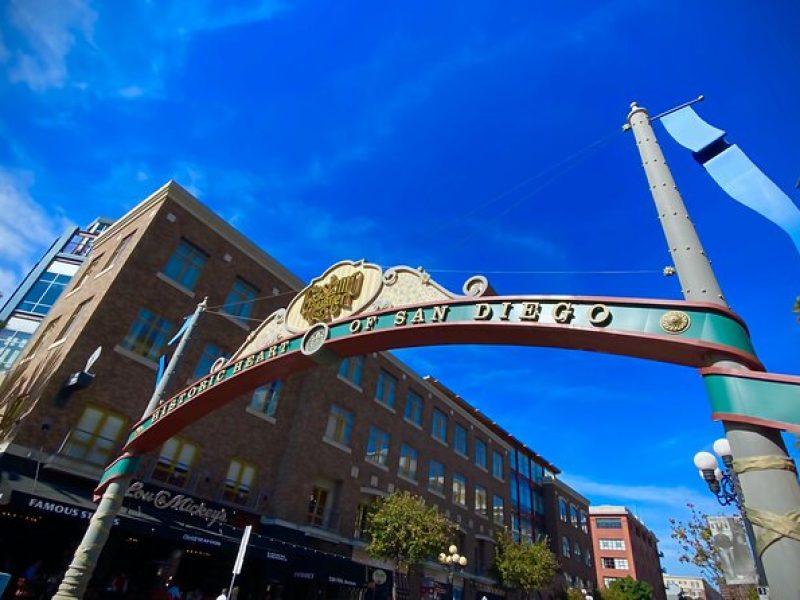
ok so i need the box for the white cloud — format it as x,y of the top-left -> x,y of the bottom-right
5,0 -> 96,91
0,167 -> 72,297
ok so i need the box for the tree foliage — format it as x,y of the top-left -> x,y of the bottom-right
366,491 -> 457,570
600,577 -> 653,600
668,504 -> 722,585
493,529 -> 558,599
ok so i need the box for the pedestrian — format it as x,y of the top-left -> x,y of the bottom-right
215,588 -> 228,600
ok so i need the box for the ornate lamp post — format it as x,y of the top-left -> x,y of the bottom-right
694,437 -> 743,509
438,545 -> 467,600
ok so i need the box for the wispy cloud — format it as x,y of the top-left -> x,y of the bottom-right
0,167 -> 72,297
4,0 -> 96,91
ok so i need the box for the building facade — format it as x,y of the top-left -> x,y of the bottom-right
0,218 -> 111,375
0,182 -> 572,600
663,575 -> 723,600
589,505 -> 666,600
542,476 -> 596,593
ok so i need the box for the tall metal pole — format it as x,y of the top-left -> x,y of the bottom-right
53,298 -> 207,600
626,102 -> 800,598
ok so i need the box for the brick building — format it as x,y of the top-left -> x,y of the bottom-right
663,575 -> 723,600
589,505 -> 666,600
0,181 -> 566,600
542,476 -> 596,593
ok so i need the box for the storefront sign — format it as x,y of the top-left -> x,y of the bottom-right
125,481 -> 228,527
22,494 -> 120,525
181,533 -> 222,547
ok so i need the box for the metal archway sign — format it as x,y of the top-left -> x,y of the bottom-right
97,259 -> 800,492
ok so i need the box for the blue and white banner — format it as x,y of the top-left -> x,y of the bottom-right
660,106 -> 800,254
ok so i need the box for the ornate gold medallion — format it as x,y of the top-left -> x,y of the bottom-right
660,310 -> 691,334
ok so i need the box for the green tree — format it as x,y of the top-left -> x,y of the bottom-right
493,529 -> 558,599
366,491 -> 457,600
601,577 -> 652,600
564,587 -> 586,600
668,504 -> 722,585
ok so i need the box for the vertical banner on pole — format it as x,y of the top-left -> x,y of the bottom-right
233,525 -> 253,575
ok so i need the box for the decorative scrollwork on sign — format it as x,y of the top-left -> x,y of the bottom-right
462,275 -> 491,297
660,310 -> 691,334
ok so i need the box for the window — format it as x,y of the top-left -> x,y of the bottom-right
518,481 -> 532,513
533,490 -> 545,515
375,370 -> 397,409
61,405 -> 126,466
452,474 -> 466,506
596,517 -> 622,529
453,424 -> 467,455
223,459 -> 256,505
474,438 -> 487,469
599,539 -> 626,551
532,462 -> 544,484
562,536 -> 571,557
19,270 -> 72,315
249,381 -> 282,419
162,239 -> 207,290
428,460 -> 445,494
56,299 -> 91,343
338,356 -> 364,386
585,551 -> 592,567
580,510 -> 588,533
520,517 -> 533,543
398,444 -> 418,480
104,232 -> 135,269
517,453 -> 530,479
308,478 -> 335,526
431,408 -> 447,443
152,437 -> 197,487
570,504 -> 579,527
366,426 -> 390,466
223,278 -> 258,320
492,450 -> 504,480
573,542 -> 581,558
120,309 -> 173,361
601,557 -> 615,569
404,390 -> 423,426
0,322 -> 33,373
614,558 -> 629,570
324,405 -> 353,446
474,485 -> 488,516
194,343 -> 224,379
559,497 -> 568,522
492,495 -> 504,525
604,577 -> 620,588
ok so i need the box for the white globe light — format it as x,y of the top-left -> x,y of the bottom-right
445,555 -> 452,564
438,553 -> 446,563
449,544 -> 458,554
714,467 -> 723,481
458,556 -> 467,566
452,553 -> 460,562
713,438 -> 732,458
697,469 -> 705,480
693,451 -> 717,471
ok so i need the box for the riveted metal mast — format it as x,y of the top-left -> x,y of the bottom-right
627,102 -> 800,598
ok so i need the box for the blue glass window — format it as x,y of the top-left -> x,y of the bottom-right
428,460 -> 445,494
19,271 -> 71,315
366,426 -> 390,466
338,356 -> 364,386
432,409 -> 447,443
163,240 -> 207,290
193,343 -> 224,379
0,328 -> 32,373
454,424 -> 468,455
250,381 -> 283,419
404,390 -> 423,426
475,438 -> 487,469
120,309 -> 173,361
492,450 -> 504,480
375,370 -> 397,409
223,278 -> 258,319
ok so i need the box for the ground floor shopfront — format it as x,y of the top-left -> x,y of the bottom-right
0,455 -> 384,600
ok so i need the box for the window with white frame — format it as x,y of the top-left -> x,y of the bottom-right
61,405 -> 126,466
222,458 -> 256,505
474,485 -> 488,516
598,539 -> 626,551
152,437 -> 197,487
324,405 -> 353,446
452,474 -> 466,506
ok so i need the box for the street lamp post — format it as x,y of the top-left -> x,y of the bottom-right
438,545 -> 467,600
693,437 -> 767,586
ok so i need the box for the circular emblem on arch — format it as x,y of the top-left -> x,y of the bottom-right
660,310 -> 691,334
301,323 -> 329,356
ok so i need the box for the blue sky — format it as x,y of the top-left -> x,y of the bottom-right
2,0 -> 800,579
